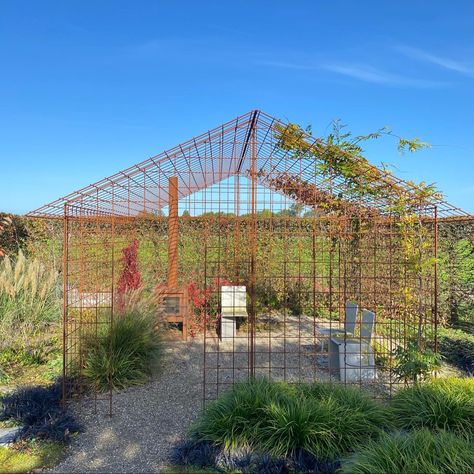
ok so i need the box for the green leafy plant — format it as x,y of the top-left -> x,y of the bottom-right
392,340 -> 442,384
390,377 -> 474,438
193,379 -> 387,460
284,278 -> 313,316
341,429 -> 474,474
275,120 -> 436,211
83,310 -> 162,391
254,280 -> 280,313
438,327 -> 474,374
438,222 -> 474,327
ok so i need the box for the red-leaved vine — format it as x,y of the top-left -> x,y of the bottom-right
117,239 -> 142,310
187,277 -> 231,338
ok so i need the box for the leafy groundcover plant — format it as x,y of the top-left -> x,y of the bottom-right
341,429 -> 474,474
0,381 -> 81,442
83,310 -> 162,391
170,438 -> 340,474
390,377 -> 474,438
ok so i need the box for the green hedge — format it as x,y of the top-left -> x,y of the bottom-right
438,327 -> 474,374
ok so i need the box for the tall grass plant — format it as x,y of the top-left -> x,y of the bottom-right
0,250 -> 59,352
83,309 -> 163,391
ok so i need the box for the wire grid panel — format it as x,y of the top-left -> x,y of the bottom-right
202,212 -> 438,402
63,207 -> 140,412
50,110 -> 446,412
201,125 -> 438,402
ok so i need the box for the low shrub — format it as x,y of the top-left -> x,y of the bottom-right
392,340 -> 442,383
0,333 -> 60,367
341,429 -> 474,474
284,279 -> 313,316
438,327 -> 474,374
260,385 -> 387,460
193,379 -> 387,461
0,381 -> 81,442
254,280 -> 280,313
298,382 -> 390,427
83,310 -> 162,391
289,450 -> 340,474
390,377 -> 474,438
0,339 -> 62,386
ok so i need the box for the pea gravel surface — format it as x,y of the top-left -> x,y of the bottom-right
52,340 -> 203,473
51,318 -> 395,473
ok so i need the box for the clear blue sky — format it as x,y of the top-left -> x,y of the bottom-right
1,1 -> 473,215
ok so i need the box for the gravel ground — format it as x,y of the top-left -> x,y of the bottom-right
52,340 -> 203,473
51,318 -> 396,473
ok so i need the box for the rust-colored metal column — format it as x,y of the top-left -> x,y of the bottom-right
167,176 -> 179,288
249,123 -> 257,378
62,204 -> 69,405
433,205 -> 438,353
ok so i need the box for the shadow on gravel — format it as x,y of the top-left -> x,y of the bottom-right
52,340 -> 205,473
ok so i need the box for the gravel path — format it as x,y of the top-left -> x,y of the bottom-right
52,340 -> 203,473
52,318 -> 395,473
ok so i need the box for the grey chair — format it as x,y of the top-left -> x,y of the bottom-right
316,302 -> 358,349
329,309 -> 377,382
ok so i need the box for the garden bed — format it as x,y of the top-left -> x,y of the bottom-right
51,340 -> 203,473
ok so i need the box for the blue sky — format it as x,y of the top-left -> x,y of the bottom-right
1,0 -> 473,214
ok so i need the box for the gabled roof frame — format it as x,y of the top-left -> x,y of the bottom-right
27,110 -> 472,220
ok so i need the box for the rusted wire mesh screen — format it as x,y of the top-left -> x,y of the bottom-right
27,110 -> 468,411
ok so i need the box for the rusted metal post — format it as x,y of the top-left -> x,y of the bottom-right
109,216 -> 115,417
434,205 -> 439,353
249,122 -> 257,378
62,204 -> 68,406
167,176 -> 179,289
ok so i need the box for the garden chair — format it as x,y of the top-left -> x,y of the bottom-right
221,285 -> 248,341
316,302 -> 358,350
329,309 -> 377,382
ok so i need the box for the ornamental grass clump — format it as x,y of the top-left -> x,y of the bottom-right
259,383 -> 388,460
192,379 -> 291,450
0,250 -> 59,352
83,310 -> 162,391
390,377 -> 474,438
193,379 -> 387,461
341,429 -> 474,474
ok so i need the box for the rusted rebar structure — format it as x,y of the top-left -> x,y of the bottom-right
28,110 -> 472,411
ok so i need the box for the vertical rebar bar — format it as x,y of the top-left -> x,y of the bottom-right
168,177 -> 179,289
